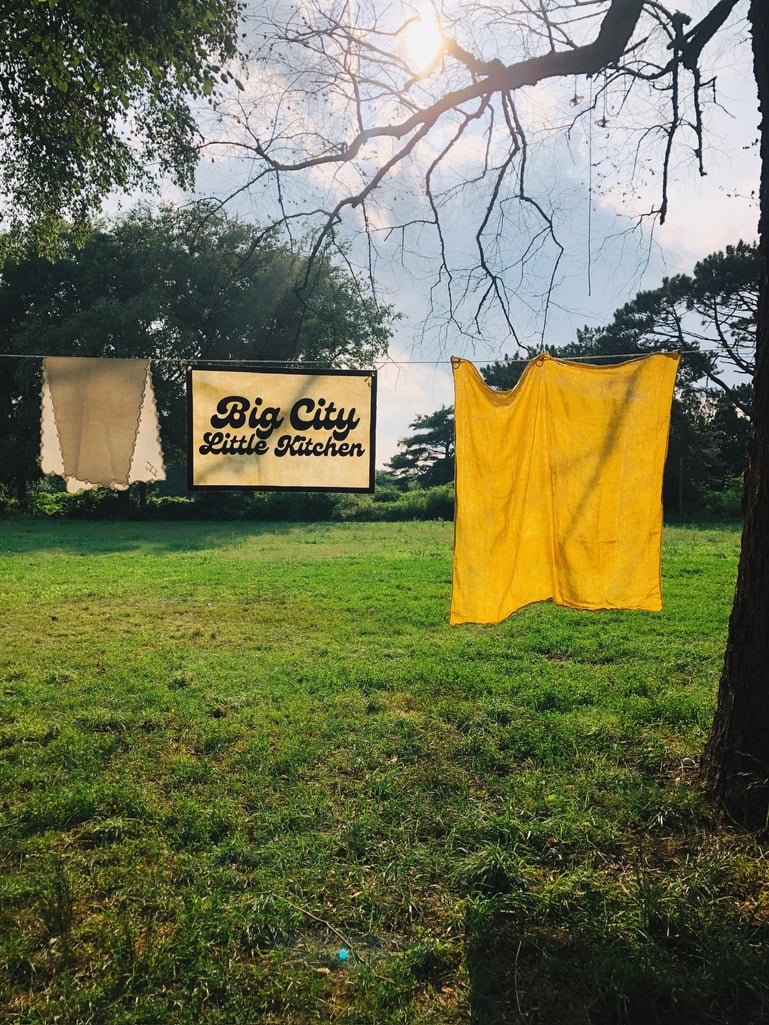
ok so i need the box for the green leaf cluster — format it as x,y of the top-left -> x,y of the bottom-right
0,0 -> 244,254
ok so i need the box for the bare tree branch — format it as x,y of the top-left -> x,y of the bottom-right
200,0 -> 747,342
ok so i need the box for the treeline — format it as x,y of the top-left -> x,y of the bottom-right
0,203 -> 394,506
2,473 -> 740,523
0,214 -> 755,522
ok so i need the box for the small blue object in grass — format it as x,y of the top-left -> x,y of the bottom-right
338,948 -> 349,961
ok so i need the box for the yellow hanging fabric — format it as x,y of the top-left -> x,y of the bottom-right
450,353 -> 680,624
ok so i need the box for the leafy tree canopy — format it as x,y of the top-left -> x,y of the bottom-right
0,0 -> 244,256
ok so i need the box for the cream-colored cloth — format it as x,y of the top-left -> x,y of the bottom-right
450,353 -> 680,624
41,357 -> 166,493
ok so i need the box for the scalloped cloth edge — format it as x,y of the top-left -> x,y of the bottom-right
40,357 -> 166,493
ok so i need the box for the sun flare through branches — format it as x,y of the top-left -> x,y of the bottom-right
214,0 -> 749,347
401,12 -> 445,76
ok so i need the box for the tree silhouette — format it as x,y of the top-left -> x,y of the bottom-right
387,407 -> 455,486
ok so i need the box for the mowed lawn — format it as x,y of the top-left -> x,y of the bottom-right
1,517 -> 767,1024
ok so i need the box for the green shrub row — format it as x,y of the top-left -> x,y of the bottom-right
7,480 -> 457,522
0,475 -> 742,522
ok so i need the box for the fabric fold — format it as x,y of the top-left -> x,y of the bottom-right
41,357 -> 166,493
450,353 -> 680,624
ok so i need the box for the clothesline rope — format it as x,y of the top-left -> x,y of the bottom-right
0,348 -> 742,366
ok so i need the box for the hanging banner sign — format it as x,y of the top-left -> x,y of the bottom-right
187,364 -> 376,492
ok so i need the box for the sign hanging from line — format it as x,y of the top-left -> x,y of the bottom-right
187,364 -> 377,492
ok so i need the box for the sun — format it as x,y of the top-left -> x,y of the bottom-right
403,14 -> 444,76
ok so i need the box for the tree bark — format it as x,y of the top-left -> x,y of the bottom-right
16,475 -> 28,512
701,0 -> 769,829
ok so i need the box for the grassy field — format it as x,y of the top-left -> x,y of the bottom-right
1,517 -> 767,1024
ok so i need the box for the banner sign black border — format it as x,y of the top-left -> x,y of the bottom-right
186,363 -> 377,493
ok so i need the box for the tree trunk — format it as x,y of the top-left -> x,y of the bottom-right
16,475 -> 28,512
117,487 -> 131,518
701,0 -> 769,829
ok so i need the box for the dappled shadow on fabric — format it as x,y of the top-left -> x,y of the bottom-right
450,354 -> 680,625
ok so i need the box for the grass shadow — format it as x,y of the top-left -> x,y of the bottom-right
0,515 -> 313,555
466,909 -> 769,1025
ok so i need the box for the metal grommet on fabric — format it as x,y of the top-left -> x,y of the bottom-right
535,356 -> 545,367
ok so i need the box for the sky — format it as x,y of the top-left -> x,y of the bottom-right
162,0 -> 761,468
